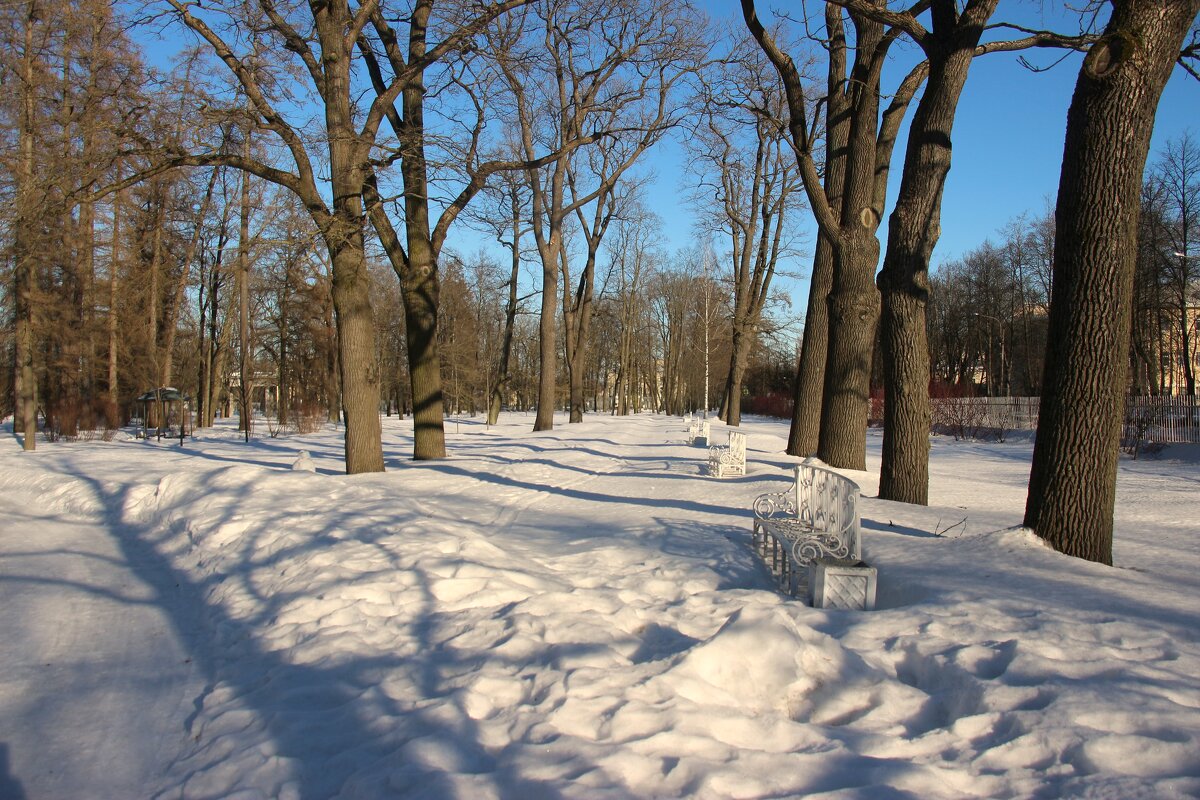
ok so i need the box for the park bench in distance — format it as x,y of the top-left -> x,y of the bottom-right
708,429 -> 746,477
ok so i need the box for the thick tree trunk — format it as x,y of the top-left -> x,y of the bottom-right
787,8 -> 848,458
399,3 -> 447,460
818,236 -> 879,470
531,164 -> 567,432
724,329 -> 749,427
324,180 -> 383,471
877,4 -> 994,505
328,234 -> 384,472
878,280 -> 930,501
1025,0 -> 1199,563
815,9 -> 886,472
400,262 -> 446,458
316,5 -> 384,473
790,221 -> 835,456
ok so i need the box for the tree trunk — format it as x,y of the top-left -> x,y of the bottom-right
395,2 -> 448,459
818,236 -> 879,469
878,2 -> 996,505
1025,0 -> 1199,564
724,326 -> 750,426
238,163 -> 253,440
787,7 -> 848,457
790,228 -> 835,457
534,241 -> 559,431
16,0 -> 39,450
319,6 -> 384,473
815,8 -> 887,472
564,247 -> 598,424
328,233 -> 384,472
488,198 -> 522,426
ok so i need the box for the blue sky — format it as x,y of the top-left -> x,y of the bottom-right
138,0 -> 1197,317
635,1 -> 1200,314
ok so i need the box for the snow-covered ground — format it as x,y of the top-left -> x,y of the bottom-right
1,413 -> 1198,799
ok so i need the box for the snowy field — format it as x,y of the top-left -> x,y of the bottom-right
1,412 -> 1198,799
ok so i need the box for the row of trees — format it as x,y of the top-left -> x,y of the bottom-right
4,0 -> 1198,567
928,131 -> 1198,401
743,0 -> 1197,565
4,0 -> 798,463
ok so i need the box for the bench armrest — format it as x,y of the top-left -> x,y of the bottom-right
753,490 -> 795,520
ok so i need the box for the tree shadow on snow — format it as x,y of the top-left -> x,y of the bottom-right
44,466 -> 597,800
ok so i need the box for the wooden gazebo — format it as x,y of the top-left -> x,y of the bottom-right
135,387 -> 191,442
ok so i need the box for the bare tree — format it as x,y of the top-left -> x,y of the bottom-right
12,0 -> 40,449
462,165 -> 534,425
1151,131 -> 1200,395
491,0 -> 704,431
604,203 -> 662,415
1025,0 -> 1200,564
151,0 -> 535,469
742,1 -> 915,470
746,0 -> 1089,490
689,38 -> 805,427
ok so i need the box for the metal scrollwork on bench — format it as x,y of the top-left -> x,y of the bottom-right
752,490 -> 795,520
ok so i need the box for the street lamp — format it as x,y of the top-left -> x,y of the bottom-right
974,312 -> 1006,397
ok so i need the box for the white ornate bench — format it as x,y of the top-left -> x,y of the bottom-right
688,418 -> 711,446
708,430 -> 746,477
751,461 -> 861,596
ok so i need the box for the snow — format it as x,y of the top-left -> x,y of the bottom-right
1,413 -> 1198,799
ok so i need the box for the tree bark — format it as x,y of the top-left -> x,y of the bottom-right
15,0 -> 39,450
318,4 -> 384,473
818,233 -> 880,469
1025,0 -> 1199,564
787,6 -> 849,457
878,0 -> 998,505
815,7 -> 888,471
489,191 -> 523,425
237,158 -> 253,440
743,1 -> 889,471
396,2 -> 448,459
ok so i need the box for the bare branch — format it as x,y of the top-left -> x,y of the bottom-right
258,0 -> 323,88
740,0 -> 839,239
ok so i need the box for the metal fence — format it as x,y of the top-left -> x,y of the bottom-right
924,396 -> 1199,444
1121,395 -> 1200,445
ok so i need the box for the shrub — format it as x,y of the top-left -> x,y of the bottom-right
742,391 -> 793,419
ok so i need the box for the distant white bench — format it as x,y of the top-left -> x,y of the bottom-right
708,429 -> 746,477
688,417 -> 710,446
751,462 -> 861,596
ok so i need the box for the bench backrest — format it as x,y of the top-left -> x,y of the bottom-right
793,462 -> 861,559
727,430 -> 746,461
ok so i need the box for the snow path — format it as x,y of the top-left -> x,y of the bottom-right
2,415 -> 1199,799
0,475 -> 202,798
